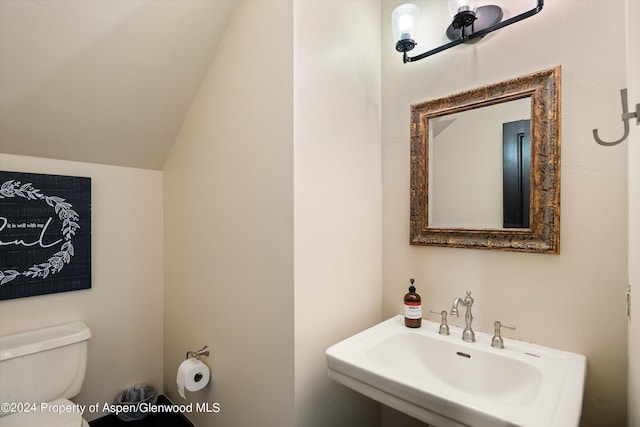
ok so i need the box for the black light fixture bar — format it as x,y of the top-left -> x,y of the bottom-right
401,0 -> 544,63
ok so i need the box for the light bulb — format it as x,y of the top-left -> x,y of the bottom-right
448,0 -> 477,18
392,3 -> 419,42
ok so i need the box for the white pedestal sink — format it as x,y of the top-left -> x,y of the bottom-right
326,315 -> 586,427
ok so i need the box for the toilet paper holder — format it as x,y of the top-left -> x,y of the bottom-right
186,345 -> 209,360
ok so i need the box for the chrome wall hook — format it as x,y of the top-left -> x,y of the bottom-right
593,88 -> 640,146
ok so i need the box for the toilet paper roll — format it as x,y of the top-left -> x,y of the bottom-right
176,358 -> 210,399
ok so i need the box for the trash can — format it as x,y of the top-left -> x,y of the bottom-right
114,384 -> 158,421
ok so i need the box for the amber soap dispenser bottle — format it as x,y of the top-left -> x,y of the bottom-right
404,279 -> 422,328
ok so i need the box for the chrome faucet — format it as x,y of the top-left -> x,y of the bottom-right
451,290 -> 475,343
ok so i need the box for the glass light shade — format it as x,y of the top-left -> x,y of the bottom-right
392,3 -> 420,41
448,0 -> 477,17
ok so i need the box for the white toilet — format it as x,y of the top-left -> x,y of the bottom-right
0,321 -> 92,427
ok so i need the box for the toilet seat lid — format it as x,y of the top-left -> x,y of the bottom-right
0,398 -> 85,427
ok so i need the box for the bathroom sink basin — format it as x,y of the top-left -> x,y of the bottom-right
326,315 -> 586,427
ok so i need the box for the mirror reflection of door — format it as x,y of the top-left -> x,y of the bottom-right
503,119 -> 531,228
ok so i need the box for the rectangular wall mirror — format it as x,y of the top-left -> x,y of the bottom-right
410,66 -> 561,254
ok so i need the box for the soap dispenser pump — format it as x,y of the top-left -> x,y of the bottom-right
404,279 -> 422,328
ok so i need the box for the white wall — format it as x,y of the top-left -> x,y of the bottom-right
162,1 -> 295,426
627,0 -> 640,425
293,1 -> 382,426
382,1 -> 628,426
0,153 -> 164,422
164,1 -> 383,425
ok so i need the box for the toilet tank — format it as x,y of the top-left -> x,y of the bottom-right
0,321 -> 91,413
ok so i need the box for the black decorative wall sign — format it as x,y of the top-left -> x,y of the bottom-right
0,171 -> 91,300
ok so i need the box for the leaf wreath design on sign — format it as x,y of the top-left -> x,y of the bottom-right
0,180 -> 80,285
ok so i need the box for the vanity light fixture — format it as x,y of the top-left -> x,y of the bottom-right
392,0 -> 544,63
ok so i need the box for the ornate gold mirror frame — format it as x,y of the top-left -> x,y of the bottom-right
410,66 -> 561,253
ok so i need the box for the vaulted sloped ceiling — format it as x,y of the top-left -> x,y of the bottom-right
0,0 -> 237,170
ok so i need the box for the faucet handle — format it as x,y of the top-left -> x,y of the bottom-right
496,321 -> 516,330
464,290 -> 473,304
430,310 -> 450,336
491,321 -> 516,349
